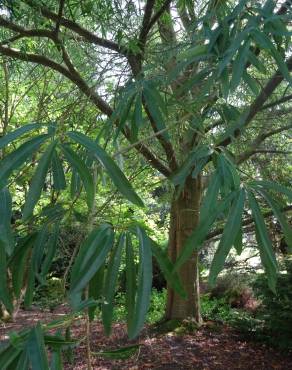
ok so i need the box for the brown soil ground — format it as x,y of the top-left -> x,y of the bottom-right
1,307 -> 292,370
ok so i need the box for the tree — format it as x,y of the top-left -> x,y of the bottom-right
0,0 -> 291,337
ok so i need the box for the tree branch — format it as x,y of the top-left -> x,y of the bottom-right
0,44 -> 171,177
0,16 -> 55,41
261,93 -> 292,110
138,0 -> 156,50
23,0 -> 129,56
206,205 -> 292,242
217,55 -> 292,148
236,122 -> 292,164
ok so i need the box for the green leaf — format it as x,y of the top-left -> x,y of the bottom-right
177,44 -> 208,61
174,191 -> 236,271
44,335 -> 78,350
68,132 -> 144,207
252,30 -> 292,85
22,141 -> 57,220
88,264 -> 104,321
254,188 -> 292,251
151,241 -> 186,299
69,224 -> 114,308
102,233 -> 125,335
234,225 -> 243,255
12,350 -> 29,370
0,134 -> 50,188
0,343 -> 22,369
52,150 -> 66,191
131,92 -> 143,141
0,240 -> 13,313
26,324 -> 49,370
61,144 -> 94,209
142,84 -> 169,141
97,344 -> 140,359
200,172 -> 221,221
41,224 -> 60,278
242,71 -> 260,95
170,145 -> 212,186
128,227 -> 152,339
125,233 -> 136,331
230,38 -> 251,91
249,180 -> 292,200
247,190 -> 278,291
10,234 -> 36,298
247,51 -> 267,74
50,347 -> 63,370
0,187 -> 14,255
209,188 -> 245,286
70,167 -> 81,199
0,123 -> 48,150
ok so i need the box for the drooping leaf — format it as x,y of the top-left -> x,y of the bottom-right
67,132 -> 144,207
0,187 -> 14,255
52,150 -> 66,191
69,224 -> 114,308
249,180 -> 292,200
10,233 -> 36,298
61,144 -> 94,209
26,324 -> 49,370
230,38 -> 251,91
252,30 -> 292,85
151,240 -> 186,299
174,191 -> 236,271
247,190 -> 278,291
0,343 -> 22,369
209,188 -> 245,286
0,123 -> 48,150
254,188 -> 292,251
88,264 -> 105,321
22,141 -> 57,220
125,232 -> 136,331
142,83 -> 169,141
0,134 -> 50,188
234,224 -> 243,255
170,145 -> 212,186
41,223 -> 60,278
128,227 -> 152,339
102,233 -> 125,335
0,240 -> 13,313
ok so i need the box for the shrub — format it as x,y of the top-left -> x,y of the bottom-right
251,258 -> 292,349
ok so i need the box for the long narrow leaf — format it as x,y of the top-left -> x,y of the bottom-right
151,241 -> 186,299
255,188 -> 292,250
52,150 -> 66,191
67,132 -> 143,207
125,233 -> 136,331
174,191 -> 236,271
209,189 -> 245,286
69,225 -> 114,308
0,187 -> 14,255
26,324 -> 49,370
0,134 -> 50,187
0,241 -> 13,313
128,227 -> 152,339
0,123 -> 48,150
102,233 -> 125,335
22,141 -> 57,220
248,190 -> 278,291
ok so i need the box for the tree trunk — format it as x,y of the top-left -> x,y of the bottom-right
165,176 -> 202,324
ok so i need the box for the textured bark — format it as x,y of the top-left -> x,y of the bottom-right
166,176 -> 202,323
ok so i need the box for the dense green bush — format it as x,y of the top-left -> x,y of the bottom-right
251,258 -> 292,349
